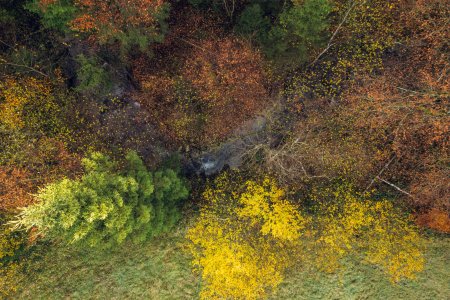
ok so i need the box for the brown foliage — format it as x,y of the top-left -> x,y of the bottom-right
182,37 -> 268,140
0,138 -> 81,211
398,0 -> 449,78
0,167 -> 34,211
183,37 -> 267,108
342,71 -> 448,176
260,0 -> 449,214
70,0 -> 164,32
132,10 -> 269,146
416,209 -> 450,233
410,169 -> 450,212
338,0 -> 449,211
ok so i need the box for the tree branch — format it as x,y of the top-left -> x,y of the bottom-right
365,155 -> 396,192
0,61 -> 48,77
377,176 -> 414,198
307,1 -> 357,68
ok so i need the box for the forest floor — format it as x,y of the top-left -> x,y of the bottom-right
11,230 -> 449,300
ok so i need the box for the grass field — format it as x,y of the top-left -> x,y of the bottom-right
11,231 -> 449,300
273,235 -> 450,300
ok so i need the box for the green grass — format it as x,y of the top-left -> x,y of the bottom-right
12,229 -> 199,300
272,235 -> 450,300
11,232 -> 449,299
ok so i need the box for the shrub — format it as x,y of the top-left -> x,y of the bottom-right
74,54 -> 111,95
0,214 -> 26,297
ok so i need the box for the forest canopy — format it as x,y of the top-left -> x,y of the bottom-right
0,0 -> 448,299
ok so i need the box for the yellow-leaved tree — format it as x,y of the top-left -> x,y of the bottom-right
187,174 -> 307,300
187,174 -> 425,299
308,183 -> 425,281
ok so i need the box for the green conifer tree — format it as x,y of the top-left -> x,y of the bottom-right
12,151 -> 189,248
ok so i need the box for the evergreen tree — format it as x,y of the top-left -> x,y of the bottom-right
12,151 -> 189,248
235,4 -> 271,43
267,0 -> 331,66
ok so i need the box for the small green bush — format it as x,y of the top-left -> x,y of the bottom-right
74,54 -> 112,95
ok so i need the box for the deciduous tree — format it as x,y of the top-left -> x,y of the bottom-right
31,0 -> 169,51
187,174 -> 306,299
187,174 -> 425,299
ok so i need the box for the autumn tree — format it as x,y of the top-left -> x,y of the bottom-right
132,14 -> 270,146
0,76 -> 51,130
335,0 -> 449,229
0,76 -> 75,138
307,182 -> 425,282
182,36 -> 268,139
29,0 -> 169,52
249,0 -> 448,233
0,167 -> 34,211
187,174 -> 307,299
284,0 -> 400,99
0,136 -> 82,211
11,151 -> 189,248
341,72 -> 448,207
256,66 -> 448,231
0,76 -> 82,211
187,174 -> 425,299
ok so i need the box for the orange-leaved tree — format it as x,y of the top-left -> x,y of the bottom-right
132,31 -> 270,146
33,0 -> 169,50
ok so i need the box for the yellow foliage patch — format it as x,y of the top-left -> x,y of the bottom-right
187,175 -> 305,299
0,77 -> 51,129
187,175 -> 425,299
309,183 -> 425,281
